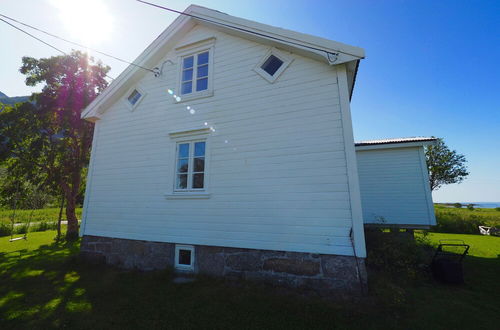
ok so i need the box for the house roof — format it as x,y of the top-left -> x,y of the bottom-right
81,4 -> 365,122
355,137 -> 437,150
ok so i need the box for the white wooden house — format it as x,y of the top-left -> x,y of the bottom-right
79,5 -> 435,294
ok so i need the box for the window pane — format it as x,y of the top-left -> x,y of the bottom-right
194,157 -> 205,172
197,52 -> 209,65
128,90 -> 141,105
194,142 -> 205,156
197,65 -> 208,78
181,82 -> 192,94
177,158 -> 189,173
178,143 -> 189,158
193,173 -> 204,188
179,249 -> 191,265
183,56 -> 194,69
182,69 -> 193,81
196,78 -> 208,91
176,174 -> 188,189
261,55 -> 284,76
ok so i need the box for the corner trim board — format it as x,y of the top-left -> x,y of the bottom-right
336,64 -> 367,258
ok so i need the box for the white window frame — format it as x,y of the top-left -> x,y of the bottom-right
174,140 -> 206,192
254,48 -> 293,83
166,127 -> 212,199
175,244 -> 195,272
123,86 -> 146,111
176,38 -> 215,102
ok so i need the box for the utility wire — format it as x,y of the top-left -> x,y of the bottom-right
0,17 -> 66,55
136,0 -> 361,61
0,16 -> 116,80
0,13 -> 155,74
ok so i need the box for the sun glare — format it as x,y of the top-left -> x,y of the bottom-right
49,0 -> 114,46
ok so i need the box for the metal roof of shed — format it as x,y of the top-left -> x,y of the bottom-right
355,137 -> 437,147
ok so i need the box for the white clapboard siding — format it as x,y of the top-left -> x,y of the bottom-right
82,24 -> 357,256
356,147 -> 436,226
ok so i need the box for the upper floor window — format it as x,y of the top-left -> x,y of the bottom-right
181,51 -> 210,95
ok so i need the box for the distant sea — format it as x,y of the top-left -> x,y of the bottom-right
466,203 -> 500,209
439,202 -> 500,209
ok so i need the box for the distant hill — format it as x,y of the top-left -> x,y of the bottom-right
0,91 -> 30,105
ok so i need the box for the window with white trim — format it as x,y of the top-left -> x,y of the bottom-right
181,51 -> 210,95
254,48 -> 293,83
261,55 -> 284,76
124,87 -> 146,111
175,140 -> 206,191
175,245 -> 195,271
127,89 -> 142,105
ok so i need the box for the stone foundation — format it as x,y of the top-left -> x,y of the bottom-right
80,235 -> 367,295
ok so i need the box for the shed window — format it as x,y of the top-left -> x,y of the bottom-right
181,51 -> 210,95
175,140 -> 206,190
261,55 -> 284,76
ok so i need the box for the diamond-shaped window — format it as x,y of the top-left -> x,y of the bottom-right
254,49 -> 293,83
261,55 -> 284,76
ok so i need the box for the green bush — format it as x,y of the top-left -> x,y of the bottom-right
0,207 -> 82,224
30,221 -> 57,233
14,223 -> 29,235
434,212 -> 482,234
433,209 -> 499,234
365,229 -> 433,312
0,221 -> 59,237
365,229 -> 431,280
495,207 -> 500,212
0,222 -> 12,236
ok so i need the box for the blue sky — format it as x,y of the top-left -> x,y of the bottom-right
1,0 -> 499,202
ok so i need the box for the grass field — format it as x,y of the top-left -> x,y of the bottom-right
0,230 -> 498,329
434,205 -> 500,234
0,208 -> 83,225
435,204 -> 500,221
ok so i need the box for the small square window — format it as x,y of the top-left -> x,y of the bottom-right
261,55 -> 284,76
179,249 -> 191,265
254,48 -> 293,83
125,87 -> 145,111
175,245 -> 195,271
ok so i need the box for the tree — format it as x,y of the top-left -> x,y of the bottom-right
0,51 -> 109,240
0,102 -> 55,209
425,138 -> 469,191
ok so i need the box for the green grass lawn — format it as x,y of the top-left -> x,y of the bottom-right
0,231 -> 499,329
0,208 -> 83,225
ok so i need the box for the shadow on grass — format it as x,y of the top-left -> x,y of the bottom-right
0,239 -> 498,329
0,241 -> 374,329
